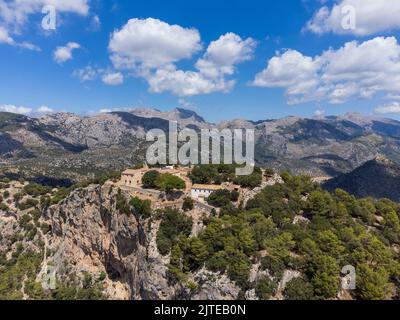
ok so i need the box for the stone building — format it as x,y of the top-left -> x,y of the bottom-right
191,184 -> 223,200
121,169 -> 144,188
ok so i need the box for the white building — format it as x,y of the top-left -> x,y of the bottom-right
191,184 -> 223,200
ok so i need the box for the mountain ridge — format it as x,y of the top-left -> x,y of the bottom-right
324,156 -> 400,201
2,108 -> 400,180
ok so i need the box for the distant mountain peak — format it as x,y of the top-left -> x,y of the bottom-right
324,156 -> 400,201
374,154 -> 394,165
175,108 -> 206,123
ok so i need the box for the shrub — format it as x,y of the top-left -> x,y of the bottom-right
30,209 -> 41,223
260,256 -> 285,280
19,214 -> 32,230
284,277 -> 314,300
40,223 -> 51,234
207,190 -> 235,207
129,197 -> 152,219
116,189 -> 130,215
18,198 -> 39,211
256,277 -> 277,300
98,272 -> 107,282
232,167 -> 262,189
182,197 -> 194,212
156,174 -> 186,193
156,209 -> 193,255
23,183 -> 52,197
142,170 -> 161,189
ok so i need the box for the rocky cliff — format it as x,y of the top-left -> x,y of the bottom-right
45,184 -> 240,300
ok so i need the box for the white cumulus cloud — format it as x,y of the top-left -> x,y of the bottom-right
0,104 -> 32,114
253,36 -> 400,105
109,18 -> 256,96
37,106 -> 54,114
102,72 -> 124,86
53,42 -> 80,64
109,18 -> 202,69
0,25 -> 40,50
306,0 -> 400,36
0,0 -> 89,50
375,102 -> 400,114
73,66 -> 99,82
73,66 -> 124,86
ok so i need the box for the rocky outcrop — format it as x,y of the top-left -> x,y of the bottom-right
44,184 -> 241,300
45,184 -> 166,299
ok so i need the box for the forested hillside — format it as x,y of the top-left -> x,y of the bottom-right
157,173 -> 400,300
1,172 -> 399,300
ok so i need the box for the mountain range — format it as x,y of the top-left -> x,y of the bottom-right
324,156 -> 400,202
2,108 -> 400,182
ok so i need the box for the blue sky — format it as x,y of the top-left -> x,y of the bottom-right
1,0 -> 400,122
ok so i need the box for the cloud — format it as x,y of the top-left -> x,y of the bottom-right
109,18 -> 202,69
53,42 -> 80,64
0,0 -> 89,49
0,104 -> 32,114
0,26 -> 14,45
0,26 -> 40,51
178,98 -> 196,110
102,72 -> 124,86
73,66 -> 99,82
195,33 -> 257,79
145,33 -> 256,96
88,14 -> 101,31
87,107 -> 135,115
253,36 -> 400,105
145,65 -> 235,96
99,108 -> 112,114
375,102 -> 400,114
109,19 -> 256,96
0,0 -> 89,28
37,106 -> 54,114
73,67 -> 124,86
305,0 -> 400,36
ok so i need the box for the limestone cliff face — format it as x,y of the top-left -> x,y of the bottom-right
45,184 -> 240,300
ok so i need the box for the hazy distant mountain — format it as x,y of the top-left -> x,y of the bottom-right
324,156 -> 400,201
2,109 -> 400,180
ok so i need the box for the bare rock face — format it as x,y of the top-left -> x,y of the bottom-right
45,184 -> 241,300
46,184 -> 174,300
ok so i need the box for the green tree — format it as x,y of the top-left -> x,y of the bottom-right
129,197 -> 152,219
316,230 -> 346,260
284,277 -> 314,300
156,209 -> 193,255
207,190 -> 232,207
357,264 -> 390,300
185,238 -> 207,270
142,170 -> 161,189
116,189 -> 130,215
307,254 -> 340,299
156,174 -> 186,193
264,232 -> 295,260
256,277 -> 277,300
182,197 -> 194,212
